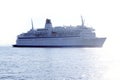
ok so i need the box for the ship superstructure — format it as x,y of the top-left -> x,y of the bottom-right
13,17 -> 106,47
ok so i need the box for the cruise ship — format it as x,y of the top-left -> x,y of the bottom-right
13,17 -> 106,47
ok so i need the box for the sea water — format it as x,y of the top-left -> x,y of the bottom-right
0,46 -> 119,80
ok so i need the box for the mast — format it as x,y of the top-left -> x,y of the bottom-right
31,19 -> 34,30
81,16 -> 84,27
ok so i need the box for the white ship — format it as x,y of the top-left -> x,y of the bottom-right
13,17 -> 106,47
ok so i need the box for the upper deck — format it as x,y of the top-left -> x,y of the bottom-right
18,17 -> 96,39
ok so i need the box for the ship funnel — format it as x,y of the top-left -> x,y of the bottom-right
45,19 -> 52,29
46,19 -> 52,24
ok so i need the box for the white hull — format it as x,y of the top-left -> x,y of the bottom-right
13,18 -> 106,47
13,37 -> 106,47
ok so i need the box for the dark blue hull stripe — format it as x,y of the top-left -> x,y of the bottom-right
13,45 -> 103,47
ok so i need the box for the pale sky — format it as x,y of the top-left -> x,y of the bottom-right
0,0 -> 120,46
0,1 -> 120,79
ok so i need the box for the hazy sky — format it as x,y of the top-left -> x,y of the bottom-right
0,0 -> 119,45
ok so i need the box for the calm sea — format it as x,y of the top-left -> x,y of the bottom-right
0,46 -> 119,80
